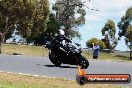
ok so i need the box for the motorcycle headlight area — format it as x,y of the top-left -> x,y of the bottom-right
72,49 -> 80,53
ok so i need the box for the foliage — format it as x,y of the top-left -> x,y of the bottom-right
0,0 -> 49,41
46,13 -> 61,35
118,7 -> 132,38
52,0 -> 86,38
86,38 -> 106,49
101,19 -> 117,50
16,0 -> 50,43
33,13 -> 61,45
0,0 -> 50,53
125,25 -> 132,45
118,7 -> 132,59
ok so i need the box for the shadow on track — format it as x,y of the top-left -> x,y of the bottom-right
43,64 -> 77,69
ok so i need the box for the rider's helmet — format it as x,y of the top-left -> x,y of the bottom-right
59,29 -> 65,35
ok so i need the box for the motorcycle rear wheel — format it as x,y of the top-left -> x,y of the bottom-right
49,52 -> 62,67
50,59 -> 62,66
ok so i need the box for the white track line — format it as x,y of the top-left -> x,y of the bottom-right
0,71 -> 74,81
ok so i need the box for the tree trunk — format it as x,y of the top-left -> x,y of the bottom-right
130,49 -> 132,60
65,27 -> 70,38
0,35 -> 2,54
0,17 -> 9,54
0,42 -> 1,54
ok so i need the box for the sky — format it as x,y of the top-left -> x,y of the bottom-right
49,0 -> 132,51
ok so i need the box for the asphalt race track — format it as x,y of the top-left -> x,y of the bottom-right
0,54 -> 132,87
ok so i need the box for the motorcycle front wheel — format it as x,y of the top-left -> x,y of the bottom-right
79,56 -> 89,69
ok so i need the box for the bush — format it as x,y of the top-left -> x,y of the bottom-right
86,38 -> 106,49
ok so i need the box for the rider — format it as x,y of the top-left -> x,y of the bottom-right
52,29 -> 72,51
56,29 -> 72,43
92,42 -> 100,59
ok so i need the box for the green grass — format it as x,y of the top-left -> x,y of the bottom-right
0,72 -> 124,88
82,51 -> 131,62
0,82 -> 42,88
1,43 -> 132,62
2,44 -> 49,57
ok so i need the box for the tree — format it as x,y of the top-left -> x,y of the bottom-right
0,0 -> 49,53
118,7 -> 132,60
101,19 -> 117,51
52,0 -> 86,38
126,26 -> 132,59
16,0 -> 49,43
33,13 -> 62,45
86,38 -> 106,49
46,13 -> 62,35
0,0 -> 18,54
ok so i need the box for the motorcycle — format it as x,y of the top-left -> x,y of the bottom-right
44,36 -> 89,69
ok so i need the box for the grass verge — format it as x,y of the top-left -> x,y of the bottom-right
2,44 -> 49,57
82,51 -> 131,62
0,72 -> 124,88
2,44 -> 131,62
